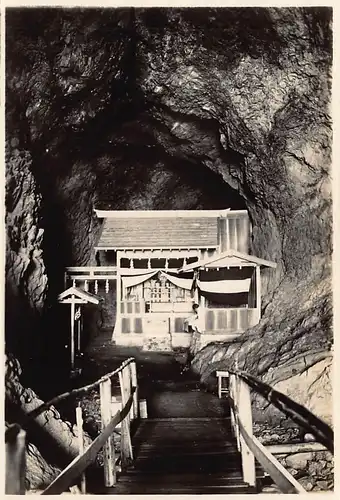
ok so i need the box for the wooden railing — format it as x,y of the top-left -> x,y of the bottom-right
6,358 -> 138,495
217,370 -> 334,494
42,357 -> 138,494
5,424 -> 26,494
65,267 -> 117,294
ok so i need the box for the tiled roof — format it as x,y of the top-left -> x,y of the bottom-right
96,217 -> 219,249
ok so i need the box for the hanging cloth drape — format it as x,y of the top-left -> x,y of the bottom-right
160,272 -> 194,290
121,270 -> 158,290
198,278 -> 251,294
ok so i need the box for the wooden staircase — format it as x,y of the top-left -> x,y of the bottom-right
111,417 -> 264,494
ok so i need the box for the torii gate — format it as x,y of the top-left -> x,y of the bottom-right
58,286 -> 102,370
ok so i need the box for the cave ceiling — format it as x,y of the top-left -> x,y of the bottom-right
6,6 -> 332,269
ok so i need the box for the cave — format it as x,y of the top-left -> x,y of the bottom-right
5,6 -> 333,493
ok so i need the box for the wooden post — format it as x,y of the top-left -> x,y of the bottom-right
231,375 -> 241,452
115,252 -> 121,340
229,374 -> 237,441
226,217 -> 230,250
100,378 -> 116,486
119,370 -> 133,466
256,265 -> 261,324
76,405 -> 86,493
234,218 -> 238,251
70,295 -> 75,369
77,315 -> 81,352
239,378 -> 256,487
123,366 -> 133,424
5,428 -> 26,494
130,361 -> 139,420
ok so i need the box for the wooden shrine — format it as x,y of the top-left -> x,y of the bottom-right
79,209 -> 277,351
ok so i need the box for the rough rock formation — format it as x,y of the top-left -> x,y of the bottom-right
5,354 -> 93,489
5,6 -> 333,484
5,139 -> 48,361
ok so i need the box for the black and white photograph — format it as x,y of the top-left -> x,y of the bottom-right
4,4 -> 334,495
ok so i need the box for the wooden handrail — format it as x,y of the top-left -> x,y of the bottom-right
233,370 -> 334,453
41,387 -> 136,495
228,396 -> 305,494
28,358 -> 135,420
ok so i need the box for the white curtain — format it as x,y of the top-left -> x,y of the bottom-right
121,270 -> 158,290
198,278 -> 251,294
160,272 -> 194,290
121,269 -> 250,295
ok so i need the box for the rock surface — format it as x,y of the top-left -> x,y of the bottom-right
5,140 -> 48,362
5,354 -> 93,490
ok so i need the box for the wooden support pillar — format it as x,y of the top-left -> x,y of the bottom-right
77,313 -> 81,352
234,218 -> 238,251
76,405 -> 86,493
230,374 -> 241,452
5,427 -> 26,494
119,369 -> 133,467
239,378 -> 256,487
256,265 -> 261,324
70,295 -> 75,369
115,252 -> 121,340
226,217 -> 230,250
100,378 -> 116,486
130,361 -> 139,420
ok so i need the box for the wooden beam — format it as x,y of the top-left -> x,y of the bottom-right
114,252 -> 121,342
59,298 -> 88,304
5,428 -> 26,494
70,296 -> 75,369
266,442 -> 327,456
76,406 -> 86,494
237,420 -> 306,493
100,379 -> 116,487
239,379 -> 256,487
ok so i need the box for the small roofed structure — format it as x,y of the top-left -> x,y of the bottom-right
179,250 -> 276,346
58,287 -> 103,370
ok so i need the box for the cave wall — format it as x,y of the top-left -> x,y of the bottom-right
5,7 -> 332,422
5,139 -> 48,362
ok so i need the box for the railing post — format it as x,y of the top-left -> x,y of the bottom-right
119,368 -> 133,467
5,427 -> 26,494
130,361 -> 139,420
76,405 -> 86,493
239,378 -> 256,487
100,378 -> 116,486
230,374 -> 241,451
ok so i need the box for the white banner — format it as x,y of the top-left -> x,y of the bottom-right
198,278 -> 251,294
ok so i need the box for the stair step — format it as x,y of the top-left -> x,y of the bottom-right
135,448 -> 239,458
108,483 -> 257,494
145,417 -> 231,422
119,472 -> 255,485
